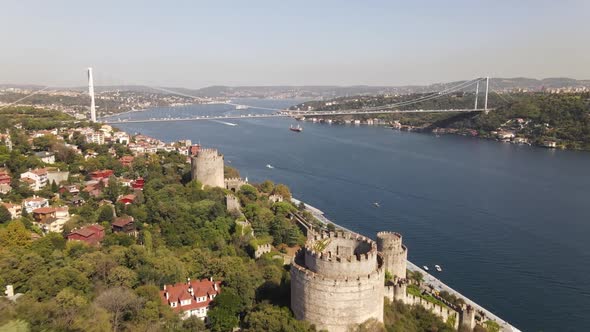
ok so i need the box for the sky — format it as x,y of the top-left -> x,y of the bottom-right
1,0 -> 589,88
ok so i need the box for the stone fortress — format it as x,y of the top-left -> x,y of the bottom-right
291,228 -> 476,332
290,231 -> 384,332
191,148 -> 248,191
191,148 -> 225,188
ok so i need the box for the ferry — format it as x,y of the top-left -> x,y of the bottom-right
435,265 -> 442,272
423,266 -> 429,271
235,104 -> 249,110
290,125 -> 303,132
266,164 -> 274,169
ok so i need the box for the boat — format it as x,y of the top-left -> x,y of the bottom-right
373,202 -> 380,207
266,164 -> 274,169
290,125 -> 303,132
435,265 -> 442,272
235,104 -> 249,110
423,266 -> 429,271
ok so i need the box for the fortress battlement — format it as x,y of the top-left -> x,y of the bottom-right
303,230 -> 378,267
196,148 -> 223,160
291,251 -> 383,282
224,177 -> 243,182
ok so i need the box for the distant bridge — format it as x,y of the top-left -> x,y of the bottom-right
100,108 -> 488,124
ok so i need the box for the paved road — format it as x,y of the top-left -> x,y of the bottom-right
293,198 -> 521,332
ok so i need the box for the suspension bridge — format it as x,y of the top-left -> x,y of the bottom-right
1,69 -> 500,123
95,75 -> 495,124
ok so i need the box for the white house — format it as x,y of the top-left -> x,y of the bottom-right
35,151 -> 56,164
20,168 -> 48,191
160,278 -> 221,321
22,196 -> 49,213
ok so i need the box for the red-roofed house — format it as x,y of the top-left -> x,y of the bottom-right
1,202 -> 21,219
160,278 -> 221,320
90,170 -> 114,181
112,216 -> 138,237
118,194 -> 136,205
67,224 -> 105,245
131,178 -> 144,190
119,155 -> 134,167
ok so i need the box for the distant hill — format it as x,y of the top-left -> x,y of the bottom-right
3,77 -> 589,98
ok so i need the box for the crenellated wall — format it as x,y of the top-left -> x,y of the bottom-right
384,282 -> 459,329
291,230 -> 384,332
191,149 -> 224,188
376,231 -> 407,279
225,177 -> 247,192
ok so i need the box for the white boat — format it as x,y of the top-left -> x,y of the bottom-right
236,105 -> 249,110
435,265 -> 442,272
266,164 -> 274,169
423,266 -> 429,271
373,202 -> 380,207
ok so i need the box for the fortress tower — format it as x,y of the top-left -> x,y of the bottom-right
290,231 -> 384,332
376,231 -> 407,279
191,149 -> 224,188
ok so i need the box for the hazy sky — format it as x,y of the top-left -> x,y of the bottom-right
1,0 -> 589,88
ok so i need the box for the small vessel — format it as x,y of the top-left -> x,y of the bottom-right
235,104 -> 249,110
290,125 -> 303,132
435,265 -> 442,272
423,266 -> 429,271
266,164 -> 274,169
373,202 -> 380,207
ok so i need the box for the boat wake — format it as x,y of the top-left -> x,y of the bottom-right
210,120 -> 238,126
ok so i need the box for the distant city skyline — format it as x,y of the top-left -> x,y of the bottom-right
1,0 -> 589,88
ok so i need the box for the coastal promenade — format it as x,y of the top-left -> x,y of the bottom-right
291,198 -> 521,332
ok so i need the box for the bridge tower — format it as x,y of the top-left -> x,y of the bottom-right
484,76 -> 490,114
474,81 -> 479,110
88,67 -> 96,122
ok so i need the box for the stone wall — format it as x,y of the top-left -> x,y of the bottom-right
376,231 -> 407,279
225,177 -> 247,192
226,194 -> 241,214
191,149 -> 224,188
291,231 -> 384,332
255,243 -> 272,258
384,284 -> 459,329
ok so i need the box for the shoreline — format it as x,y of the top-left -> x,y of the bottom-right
291,197 -> 521,332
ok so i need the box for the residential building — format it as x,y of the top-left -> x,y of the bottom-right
118,194 -> 136,205
1,203 -> 22,219
112,216 -> 138,237
34,151 -> 56,164
90,170 -> 114,181
113,131 -> 130,145
86,132 -> 105,145
119,155 -> 134,167
47,169 -> 69,185
22,196 -> 49,213
20,168 -> 48,191
159,278 -> 221,320
0,183 -> 11,194
67,224 -> 105,245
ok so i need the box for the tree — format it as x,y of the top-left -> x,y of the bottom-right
95,287 -> 143,332
271,184 -> 291,201
0,205 -> 11,224
208,289 -> 241,332
0,220 -> 31,247
97,205 -> 114,223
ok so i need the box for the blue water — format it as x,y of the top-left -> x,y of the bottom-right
109,99 -> 590,332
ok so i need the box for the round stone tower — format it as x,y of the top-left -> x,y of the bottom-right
290,231 -> 384,332
191,148 -> 224,188
376,231 -> 407,279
